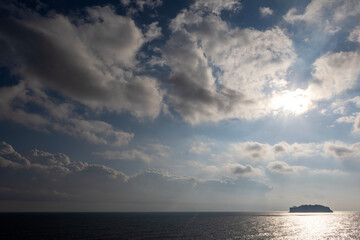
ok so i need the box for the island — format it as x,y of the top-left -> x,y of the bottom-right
289,204 -> 333,213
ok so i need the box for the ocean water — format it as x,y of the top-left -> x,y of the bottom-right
1,212 -> 359,239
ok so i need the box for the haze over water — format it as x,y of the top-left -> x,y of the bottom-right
1,212 -> 359,239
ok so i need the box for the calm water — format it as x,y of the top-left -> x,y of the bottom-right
1,212 -> 359,239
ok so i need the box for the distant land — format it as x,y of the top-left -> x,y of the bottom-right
289,204 -> 333,213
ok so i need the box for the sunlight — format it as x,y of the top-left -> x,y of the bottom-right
271,89 -> 312,115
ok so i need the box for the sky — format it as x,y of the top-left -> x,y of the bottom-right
0,0 -> 360,212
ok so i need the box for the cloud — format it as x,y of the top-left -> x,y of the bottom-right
241,142 -> 270,161
282,1 -> 360,103
283,0 -> 360,33
203,165 -> 220,173
349,25 -> 360,43
144,21 -> 162,41
228,163 -> 262,176
0,141 -> 270,211
94,149 -> 153,164
324,141 -> 360,160
354,115 -> 360,132
93,144 -> 170,163
191,0 -> 242,15
274,144 -> 286,153
228,142 -> 289,161
53,119 -> 134,146
163,0 -> 295,124
307,50 -> 360,101
259,7 -> 273,17
336,116 -> 356,124
0,82 -> 134,146
0,83 -> 52,131
121,0 -> 162,12
27,149 -> 70,166
267,161 -> 307,174
189,141 -> 212,154
223,140 -> 360,164
0,5 -> 173,146
0,141 -> 30,166
0,5 -> 163,119
214,141 -> 324,163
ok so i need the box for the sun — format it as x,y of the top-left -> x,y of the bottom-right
271,89 -> 312,115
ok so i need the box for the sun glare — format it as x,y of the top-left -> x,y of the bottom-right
271,89 -> 312,115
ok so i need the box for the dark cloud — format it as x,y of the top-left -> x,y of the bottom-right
0,141 -> 30,166
163,31 -> 249,124
246,143 -> 262,151
274,145 -> 285,152
267,161 -> 306,174
0,5 -> 163,119
232,165 -> 253,175
328,145 -> 353,158
0,4 -> 168,146
0,17 -> 108,100
269,162 -> 293,173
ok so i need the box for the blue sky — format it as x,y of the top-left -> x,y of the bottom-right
0,0 -> 360,211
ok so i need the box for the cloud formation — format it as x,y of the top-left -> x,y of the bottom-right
189,141 -> 212,154
267,161 -> 306,174
283,0 -> 360,107
0,141 -> 270,211
259,7 -> 273,17
0,82 -> 134,146
162,0 -> 295,124
93,144 -> 170,164
228,163 -> 262,176
0,5 -> 163,119
307,50 -> 360,100
284,0 -> 360,33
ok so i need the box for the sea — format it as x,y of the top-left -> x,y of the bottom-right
1,211 -> 359,239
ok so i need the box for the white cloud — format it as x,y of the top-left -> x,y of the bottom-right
144,21 -> 162,41
259,7 -> 273,17
283,1 -> 360,104
79,6 -> 144,67
336,116 -> 356,124
333,106 -> 345,115
189,141 -> 212,154
203,165 -> 220,173
353,115 -> 360,133
349,25 -> 360,43
191,0 -> 241,15
284,0 -> 360,33
163,1 -> 296,124
307,50 -> 360,100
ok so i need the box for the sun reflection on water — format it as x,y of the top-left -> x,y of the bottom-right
274,212 -> 360,239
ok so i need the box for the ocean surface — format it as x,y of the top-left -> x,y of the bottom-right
1,211 -> 359,239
